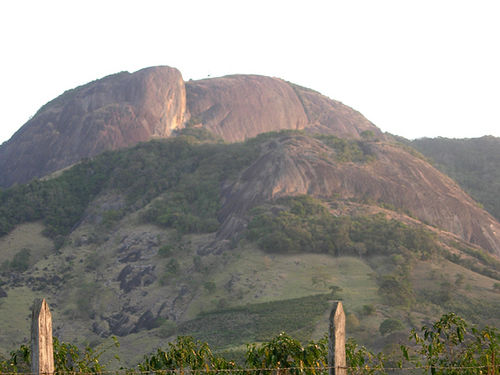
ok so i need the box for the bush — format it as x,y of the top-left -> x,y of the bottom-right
158,245 -> 173,257
8,248 -> 31,272
203,281 -> 216,294
377,275 -> 414,307
361,304 -> 375,316
0,336 -> 120,373
494,282 -> 500,292
402,313 -> 500,375
138,336 -> 237,371
346,313 -> 361,331
379,318 -> 404,335
314,134 -> 375,162
157,319 -> 177,338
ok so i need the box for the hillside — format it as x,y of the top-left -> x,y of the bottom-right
1,132 -> 499,365
411,136 -> 500,222
0,66 -> 499,365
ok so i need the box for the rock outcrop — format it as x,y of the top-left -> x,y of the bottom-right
185,75 -> 308,142
219,134 -> 500,256
291,84 -> 384,138
0,67 -> 384,187
0,66 -> 185,186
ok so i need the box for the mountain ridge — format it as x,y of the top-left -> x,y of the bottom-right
0,66 -> 382,188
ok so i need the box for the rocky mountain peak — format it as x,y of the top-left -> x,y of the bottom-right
0,66 -> 382,187
0,66 -> 185,187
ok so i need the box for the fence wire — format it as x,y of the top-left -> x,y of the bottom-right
1,363 -> 500,375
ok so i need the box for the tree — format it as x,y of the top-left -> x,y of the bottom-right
402,313 -> 500,375
379,318 -> 404,336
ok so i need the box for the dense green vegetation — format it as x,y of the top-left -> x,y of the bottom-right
0,130 -> 380,243
0,248 -> 31,272
141,139 -> 259,234
247,195 -> 438,259
314,134 -> 375,162
1,131 -> 500,366
0,134 -> 261,242
411,136 -> 500,221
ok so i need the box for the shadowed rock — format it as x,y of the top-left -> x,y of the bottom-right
0,66 -> 185,186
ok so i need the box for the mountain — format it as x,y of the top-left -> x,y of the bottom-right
0,67 -> 381,188
0,67 -> 499,364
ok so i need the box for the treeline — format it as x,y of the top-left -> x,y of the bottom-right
0,134 -> 262,243
1,313 -> 499,374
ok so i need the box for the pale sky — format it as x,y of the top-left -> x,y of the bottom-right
1,0 -> 499,145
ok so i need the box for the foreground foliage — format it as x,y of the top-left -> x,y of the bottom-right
0,337 -> 120,374
1,314 -> 498,374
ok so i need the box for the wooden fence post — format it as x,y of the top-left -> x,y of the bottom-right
31,298 -> 54,375
328,301 -> 346,375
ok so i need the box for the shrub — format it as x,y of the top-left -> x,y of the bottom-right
494,282 -> 500,292
9,248 -> 31,272
157,319 -> 177,338
158,245 -> 173,257
203,281 -> 216,294
379,318 -> 404,335
346,313 -> 361,331
361,304 -> 375,316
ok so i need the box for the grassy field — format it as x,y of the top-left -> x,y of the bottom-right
1,215 -> 500,367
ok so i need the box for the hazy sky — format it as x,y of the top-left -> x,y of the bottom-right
1,0 -> 499,144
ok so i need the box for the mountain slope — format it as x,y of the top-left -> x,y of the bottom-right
218,134 -> 500,256
0,133 -> 499,365
0,67 -> 499,364
411,136 -> 500,222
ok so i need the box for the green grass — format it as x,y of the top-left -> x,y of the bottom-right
184,248 -> 379,319
0,222 -> 53,265
0,287 -> 37,352
177,293 -> 332,348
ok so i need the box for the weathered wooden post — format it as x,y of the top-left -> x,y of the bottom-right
328,301 -> 346,375
31,298 -> 54,375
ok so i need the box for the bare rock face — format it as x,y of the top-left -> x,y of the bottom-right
185,75 -> 383,143
185,75 -> 309,142
0,67 -> 385,187
290,84 -> 384,139
0,66 -> 185,187
219,134 -> 500,256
